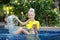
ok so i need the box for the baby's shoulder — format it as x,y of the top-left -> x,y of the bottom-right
35,20 -> 39,22
34,20 -> 40,24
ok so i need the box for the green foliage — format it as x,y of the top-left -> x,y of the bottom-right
0,0 -> 60,26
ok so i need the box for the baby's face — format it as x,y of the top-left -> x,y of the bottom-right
28,12 -> 35,19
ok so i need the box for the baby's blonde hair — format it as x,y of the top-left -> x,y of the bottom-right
28,8 -> 35,14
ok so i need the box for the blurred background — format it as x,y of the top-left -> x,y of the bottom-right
0,0 -> 60,27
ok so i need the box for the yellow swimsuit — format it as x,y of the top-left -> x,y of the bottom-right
26,20 -> 40,34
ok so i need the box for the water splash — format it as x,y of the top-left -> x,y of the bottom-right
6,15 -> 18,34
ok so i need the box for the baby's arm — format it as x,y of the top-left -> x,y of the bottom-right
15,16 -> 29,25
34,24 -> 38,35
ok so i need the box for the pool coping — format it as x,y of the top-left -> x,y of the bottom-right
40,27 -> 60,31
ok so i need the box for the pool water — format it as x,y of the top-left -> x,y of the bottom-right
0,29 -> 60,40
